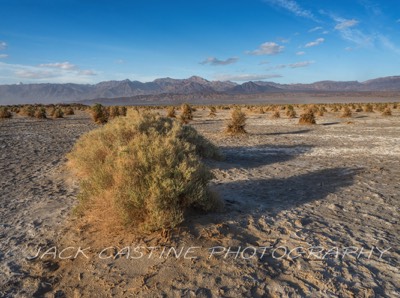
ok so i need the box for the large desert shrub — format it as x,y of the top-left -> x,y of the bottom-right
363,103 -> 374,113
209,106 -> 217,117
0,107 -> 12,118
341,106 -> 352,118
108,106 -> 121,119
64,106 -> 75,115
298,109 -> 316,125
67,113 -> 222,232
34,107 -> 47,119
167,106 -> 176,118
53,108 -> 64,118
382,107 -> 392,116
271,110 -> 280,119
179,103 -> 193,124
119,106 -> 128,116
91,103 -> 109,124
286,109 -> 297,118
21,105 -> 35,117
225,109 -> 247,134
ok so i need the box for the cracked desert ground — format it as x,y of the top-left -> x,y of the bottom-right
0,104 -> 399,297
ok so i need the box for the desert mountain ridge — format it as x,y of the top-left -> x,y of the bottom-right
1,75 -> 400,105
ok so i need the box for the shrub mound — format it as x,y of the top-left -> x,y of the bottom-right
341,107 -> 352,118
67,113 -> 222,232
382,107 -> 392,116
226,109 -> 247,134
91,103 -> 109,123
298,109 -> 316,125
0,107 -> 12,118
179,103 -> 193,124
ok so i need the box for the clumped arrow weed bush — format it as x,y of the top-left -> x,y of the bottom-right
225,109 -> 247,134
91,103 -> 109,124
299,109 -> 316,125
0,107 -> 12,118
67,112 -> 222,233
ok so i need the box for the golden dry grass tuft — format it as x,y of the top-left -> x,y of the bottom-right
0,107 -> 12,118
167,106 -> 176,118
209,106 -> 217,117
382,107 -> 392,116
286,109 -> 297,118
53,108 -> 64,118
271,110 -> 280,119
67,113 -> 222,233
64,107 -> 75,115
179,103 -> 193,124
364,104 -> 374,112
20,105 -> 35,117
34,107 -> 47,119
341,106 -> 352,118
298,109 -> 316,125
91,103 -> 108,124
225,109 -> 247,135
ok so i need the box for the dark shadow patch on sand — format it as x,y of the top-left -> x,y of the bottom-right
252,129 -> 312,136
219,167 -> 362,215
211,144 -> 314,170
183,167 -> 362,244
321,122 -> 340,126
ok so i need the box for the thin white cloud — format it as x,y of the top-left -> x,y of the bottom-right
38,61 -> 96,76
264,0 -> 316,21
340,28 -> 372,47
215,73 -> 282,81
79,70 -> 97,76
326,14 -> 372,47
277,37 -> 290,43
305,38 -> 325,48
0,61 -> 97,84
200,57 -> 239,66
39,61 -> 77,70
258,60 -> 270,65
16,70 -> 58,79
296,51 -> 306,55
247,42 -> 284,55
265,60 -> 315,70
266,64 -> 286,71
396,19 -> 400,23
359,0 -> 382,16
377,34 -> 400,55
309,26 -> 323,33
289,61 -> 315,68
335,19 -> 359,30
0,54 -> 8,59
345,47 -> 354,51
0,41 -> 7,50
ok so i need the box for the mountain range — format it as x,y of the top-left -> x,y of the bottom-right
1,75 -> 400,105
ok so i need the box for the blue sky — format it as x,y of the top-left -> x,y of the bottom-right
0,0 -> 399,84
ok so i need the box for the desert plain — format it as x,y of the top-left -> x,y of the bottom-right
0,101 -> 399,297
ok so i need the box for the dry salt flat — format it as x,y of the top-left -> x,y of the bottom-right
0,112 -> 96,297
1,107 -> 399,297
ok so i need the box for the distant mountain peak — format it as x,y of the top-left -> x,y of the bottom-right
0,75 -> 399,105
187,76 -> 209,83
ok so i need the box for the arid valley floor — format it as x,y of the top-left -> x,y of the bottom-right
0,105 -> 399,297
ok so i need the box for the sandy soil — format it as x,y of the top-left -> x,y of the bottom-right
0,107 -> 399,297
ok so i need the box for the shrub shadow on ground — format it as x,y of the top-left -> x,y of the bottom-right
217,167 -> 362,215
208,144 -> 314,170
252,129 -> 312,136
